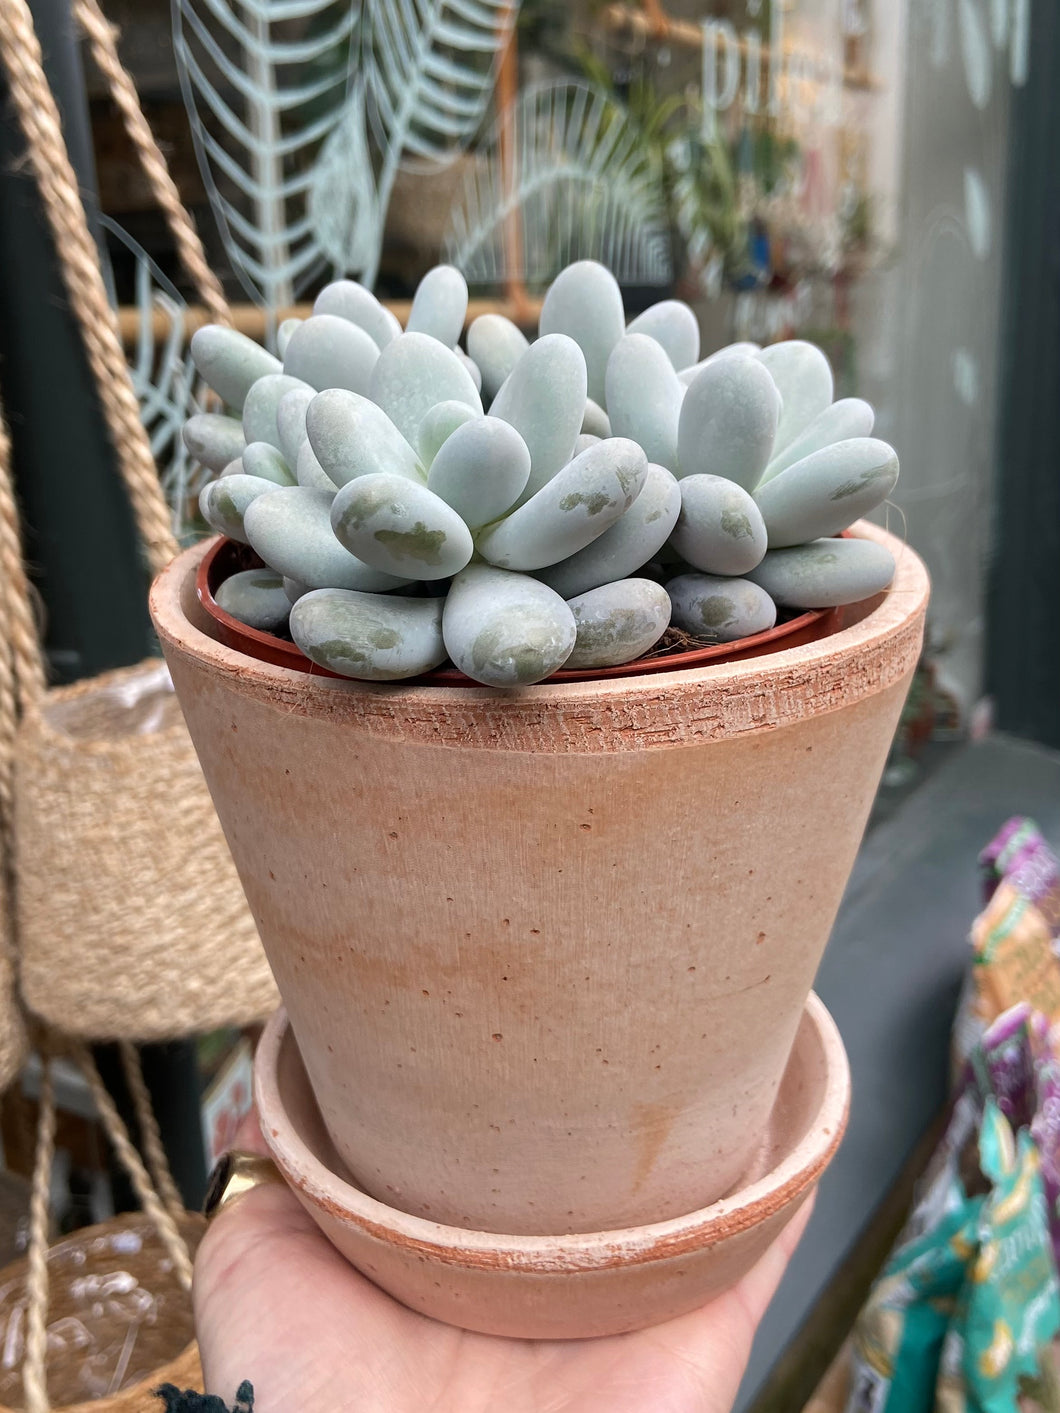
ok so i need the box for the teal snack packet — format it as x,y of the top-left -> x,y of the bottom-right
846,1090 -> 985,1412
847,1195 -> 983,1412
847,1086 -> 1060,1412
935,1100 -> 1060,1412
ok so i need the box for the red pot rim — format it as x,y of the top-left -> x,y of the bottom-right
196,535 -> 842,686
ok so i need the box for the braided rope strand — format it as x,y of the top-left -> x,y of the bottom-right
72,0 -> 230,326
0,413 -> 48,711
23,1052 -> 56,1413
72,1043 -> 194,1289
0,404 -> 39,1087
119,1040 -> 187,1223
0,0 -> 178,576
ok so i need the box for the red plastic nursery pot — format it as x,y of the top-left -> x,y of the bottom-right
151,522 -> 927,1258
195,534 -> 843,683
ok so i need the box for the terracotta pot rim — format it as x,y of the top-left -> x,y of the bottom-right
254,994 -> 850,1271
157,523 -> 926,705
151,523 -> 928,749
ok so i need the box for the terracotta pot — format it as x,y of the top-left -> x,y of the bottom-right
151,522 -> 927,1236
254,995 -> 849,1338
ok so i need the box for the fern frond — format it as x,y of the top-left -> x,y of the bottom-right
443,79 -> 672,287
173,0 -> 361,313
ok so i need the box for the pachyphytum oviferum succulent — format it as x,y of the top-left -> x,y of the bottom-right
188,261 -> 899,687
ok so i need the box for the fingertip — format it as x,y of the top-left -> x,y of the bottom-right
231,1106 -> 270,1156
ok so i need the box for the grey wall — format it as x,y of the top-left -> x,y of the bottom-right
852,0 -> 1024,721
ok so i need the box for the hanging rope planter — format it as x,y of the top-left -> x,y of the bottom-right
0,0 -> 278,1042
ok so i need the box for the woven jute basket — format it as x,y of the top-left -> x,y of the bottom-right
14,664 -> 278,1040
0,1215 -> 204,1413
6,1042 -> 206,1413
0,0 -> 278,1041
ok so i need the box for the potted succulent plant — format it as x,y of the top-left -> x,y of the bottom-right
151,260 -> 928,1338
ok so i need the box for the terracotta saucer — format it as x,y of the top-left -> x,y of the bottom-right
254,994 -> 850,1340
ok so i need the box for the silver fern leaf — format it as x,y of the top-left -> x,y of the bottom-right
173,0 -> 360,314
365,0 -> 517,170
308,76 -> 379,276
443,79 -> 672,287
323,0 -> 519,285
103,218 -> 206,539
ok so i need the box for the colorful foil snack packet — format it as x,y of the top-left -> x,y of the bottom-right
848,1020 -> 1060,1412
846,1084 -> 984,1413
971,887 -> 1060,1031
980,818 -> 1060,937
970,1006 -> 1060,1271
935,1100 -> 1060,1411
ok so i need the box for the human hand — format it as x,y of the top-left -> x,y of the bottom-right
194,1113 -> 812,1413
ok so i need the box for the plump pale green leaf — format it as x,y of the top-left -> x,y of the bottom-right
626,301 -> 700,372
369,332 -> 481,446
417,400 -> 480,466
190,325 -> 282,409
758,398 -> 875,486
540,260 -> 625,407
406,265 -> 468,347
296,440 -> 338,491
291,588 -> 446,680
678,356 -> 780,488
565,578 -> 671,668
330,472 -> 474,580
199,473 -> 274,543
184,413 -> 246,474
666,574 -> 777,642
276,387 -> 315,468
756,341 -> 834,456
215,567 -> 291,633
283,314 -> 380,394
242,441 -> 296,485
314,281 -> 401,350
537,463 -> 680,599
754,439 -> 899,547
244,485 -> 411,590
747,537 -> 897,608
242,374 -> 315,448
466,315 -> 529,402
605,334 -> 683,472
476,438 -> 648,571
489,334 -> 587,503
443,565 -> 576,686
306,388 -> 424,486
670,475 -> 767,576
427,417 -> 530,528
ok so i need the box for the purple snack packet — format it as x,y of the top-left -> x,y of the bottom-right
973,1004 -> 1036,1132
953,999 -> 1060,1269
979,817 -> 1060,935
1030,1011 -> 1060,1269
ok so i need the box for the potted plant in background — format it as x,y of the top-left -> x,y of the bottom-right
151,258 -> 928,1339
